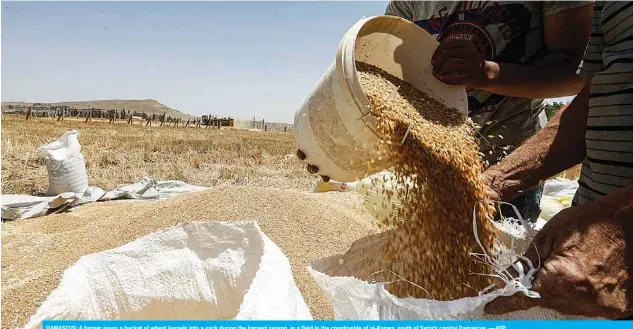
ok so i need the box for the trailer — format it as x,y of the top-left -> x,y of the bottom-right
201,115 -> 234,127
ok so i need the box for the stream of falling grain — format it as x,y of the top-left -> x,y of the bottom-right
357,62 -> 496,300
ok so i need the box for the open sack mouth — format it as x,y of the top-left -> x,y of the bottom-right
307,230 -> 502,320
306,201 -> 582,321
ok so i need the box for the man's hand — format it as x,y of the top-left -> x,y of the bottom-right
431,39 -> 496,90
482,166 -> 523,202
484,186 -> 633,319
482,168 -> 502,202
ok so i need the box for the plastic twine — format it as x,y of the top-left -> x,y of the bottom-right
400,124 -> 413,145
470,199 -> 541,299
366,269 -> 432,298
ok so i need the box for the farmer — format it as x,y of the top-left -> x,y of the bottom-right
384,1 -> 593,223
297,1 -> 594,224
484,1 -> 633,318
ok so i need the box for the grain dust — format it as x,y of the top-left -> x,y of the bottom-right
356,62 -> 496,300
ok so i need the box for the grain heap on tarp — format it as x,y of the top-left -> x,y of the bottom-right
1,186 -> 379,329
356,62 -> 496,300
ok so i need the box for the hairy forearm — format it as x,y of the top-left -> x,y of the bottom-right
608,186 -> 633,240
486,82 -> 590,201
483,61 -> 586,99
557,183 -> 633,234
482,48 -> 587,99
597,184 -> 633,212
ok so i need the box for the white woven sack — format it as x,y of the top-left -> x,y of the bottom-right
539,178 -> 578,221
309,201 -> 596,320
21,221 -> 312,329
37,130 -> 89,196
542,178 -> 579,197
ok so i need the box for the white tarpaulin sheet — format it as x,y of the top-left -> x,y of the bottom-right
21,220 -> 312,329
1,176 -> 208,221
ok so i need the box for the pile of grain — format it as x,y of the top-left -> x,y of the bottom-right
356,62 -> 496,300
1,187 -> 379,329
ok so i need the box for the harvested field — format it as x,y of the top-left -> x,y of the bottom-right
2,115 -> 341,326
1,186 -> 380,328
1,116 -> 313,195
556,164 -> 582,180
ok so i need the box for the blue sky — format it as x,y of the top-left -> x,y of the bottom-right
1,1 -> 572,123
2,1 -> 389,123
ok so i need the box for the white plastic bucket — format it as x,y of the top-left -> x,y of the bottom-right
294,16 -> 468,182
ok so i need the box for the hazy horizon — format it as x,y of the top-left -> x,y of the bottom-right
1,1 -> 574,124
1,1 -> 390,124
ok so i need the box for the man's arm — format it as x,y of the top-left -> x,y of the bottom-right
485,183 -> 633,318
485,81 -> 591,201
483,4 -> 592,98
434,3 -> 593,98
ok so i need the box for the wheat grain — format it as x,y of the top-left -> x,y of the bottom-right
357,62 -> 496,300
1,187 -> 379,328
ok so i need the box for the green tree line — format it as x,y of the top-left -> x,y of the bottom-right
544,101 -> 568,121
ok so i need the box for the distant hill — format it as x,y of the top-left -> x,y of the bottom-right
2,99 -> 193,120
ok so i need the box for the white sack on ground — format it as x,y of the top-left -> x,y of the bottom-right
539,178 -> 578,221
38,130 -> 89,196
21,221 -> 312,329
1,176 -> 208,221
91,176 -> 209,202
0,194 -> 75,220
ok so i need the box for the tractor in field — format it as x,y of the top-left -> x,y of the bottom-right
201,115 -> 234,128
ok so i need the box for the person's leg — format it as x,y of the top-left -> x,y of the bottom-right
494,183 -> 543,223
